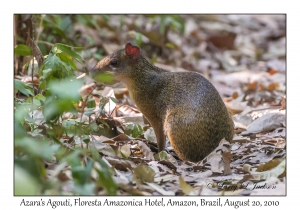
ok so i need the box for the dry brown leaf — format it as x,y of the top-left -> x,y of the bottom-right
179,176 -> 195,195
57,171 -> 71,182
92,135 -> 111,142
118,183 -> 147,196
154,174 -> 178,183
250,159 -> 285,180
78,82 -> 95,97
267,82 -> 279,90
105,156 -> 136,169
268,68 -> 278,75
113,88 -> 128,99
92,141 -> 117,157
102,87 -> 117,117
280,96 -> 286,110
112,133 -> 132,141
232,91 -> 238,99
183,170 -> 213,183
114,116 -> 144,128
232,136 -> 251,143
247,81 -> 258,91
222,151 -> 232,175
242,111 -> 286,135
157,160 -> 177,171
256,158 -> 286,178
208,32 -> 236,50
199,139 -> 231,173
145,182 -> 175,196
117,104 -> 142,117
137,141 -> 154,161
144,127 -> 157,142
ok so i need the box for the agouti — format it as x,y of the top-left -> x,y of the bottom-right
90,43 -> 234,162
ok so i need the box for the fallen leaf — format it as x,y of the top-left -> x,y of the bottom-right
256,158 -> 285,178
120,144 -> 131,158
145,182 -> 175,196
137,141 -> 154,160
134,164 -> 156,183
222,151 -> 232,175
144,127 -> 157,142
250,159 -> 285,180
112,133 -> 132,141
280,96 -> 286,110
242,111 -> 286,135
179,176 -> 195,195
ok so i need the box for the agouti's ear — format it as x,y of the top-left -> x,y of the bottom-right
125,42 -> 140,60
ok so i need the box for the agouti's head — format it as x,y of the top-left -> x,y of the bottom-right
90,43 -> 140,85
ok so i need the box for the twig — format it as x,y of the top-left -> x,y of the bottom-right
108,106 -> 117,118
80,85 -> 97,122
36,14 -> 45,44
14,15 -> 18,75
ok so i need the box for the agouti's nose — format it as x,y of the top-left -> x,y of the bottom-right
89,62 -> 101,77
90,63 -> 99,72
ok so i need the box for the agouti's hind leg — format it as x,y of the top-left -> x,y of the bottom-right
163,109 -> 192,162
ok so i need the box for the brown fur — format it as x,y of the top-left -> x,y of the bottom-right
91,43 -> 234,162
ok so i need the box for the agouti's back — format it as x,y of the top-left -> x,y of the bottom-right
91,43 -> 234,162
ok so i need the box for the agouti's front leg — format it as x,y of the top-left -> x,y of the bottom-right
151,122 -> 165,152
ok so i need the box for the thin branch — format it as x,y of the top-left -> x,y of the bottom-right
36,14 -> 45,44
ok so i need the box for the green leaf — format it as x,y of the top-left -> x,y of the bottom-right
154,151 -> 168,161
55,43 -> 83,61
14,44 -> 32,56
125,123 -> 143,138
110,97 -> 117,103
14,165 -> 39,195
15,137 -> 57,160
56,43 -> 83,49
41,68 -> 53,80
60,16 -> 72,32
42,78 -> 82,122
14,120 -> 27,140
89,122 -> 99,131
32,94 -> 46,107
82,135 -> 90,144
90,146 -> 117,195
165,43 -> 175,49
55,50 -> 79,70
95,163 -> 117,195
68,58 -> 78,70
97,119 -> 110,128
42,52 -> 74,80
84,111 -> 94,117
132,125 -> 140,138
14,79 -> 34,96
73,182 -> 95,195
67,150 -> 94,188
43,53 -> 61,72
93,72 -> 115,84
87,98 -> 96,108
48,78 -> 83,101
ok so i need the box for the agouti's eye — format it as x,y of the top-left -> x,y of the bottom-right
110,60 -> 118,67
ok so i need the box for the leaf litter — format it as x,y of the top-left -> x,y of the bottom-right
19,14 -> 286,196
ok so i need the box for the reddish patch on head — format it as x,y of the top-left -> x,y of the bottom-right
125,43 -> 140,60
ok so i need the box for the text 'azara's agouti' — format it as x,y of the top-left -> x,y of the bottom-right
90,43 -> 234,162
